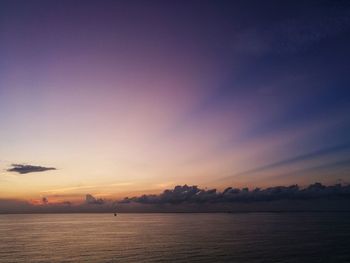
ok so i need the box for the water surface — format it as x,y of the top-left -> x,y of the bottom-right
0,213 -> 349,262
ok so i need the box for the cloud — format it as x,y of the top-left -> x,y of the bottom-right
0,198 -> 33,213
7,164 -> 56,174
2,183 -> 350,213
85,194 -> 105,205
121,183 -> 350,204
42,197 -> 48,204
219,143 -> 350,181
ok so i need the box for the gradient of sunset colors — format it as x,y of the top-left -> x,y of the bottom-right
1,0 -> 350,203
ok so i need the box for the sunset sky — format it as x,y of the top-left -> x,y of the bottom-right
1,0 -> 350,204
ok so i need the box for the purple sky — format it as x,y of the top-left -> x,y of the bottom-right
1,0 -> 350,203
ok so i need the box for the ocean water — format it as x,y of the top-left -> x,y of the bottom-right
0,213 -> 350,262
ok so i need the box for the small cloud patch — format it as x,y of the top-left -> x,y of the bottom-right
7,164 -> 56,174
42,197 -> 48,204
85,194 -> 105,205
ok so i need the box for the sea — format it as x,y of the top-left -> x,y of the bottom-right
0,212 -> 349,262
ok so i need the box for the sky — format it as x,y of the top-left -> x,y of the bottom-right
1,0 -> 350,204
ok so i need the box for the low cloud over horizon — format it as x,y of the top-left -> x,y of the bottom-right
1,182 -> 350,214
121,183 -> 350,204
85,194 -> 105,205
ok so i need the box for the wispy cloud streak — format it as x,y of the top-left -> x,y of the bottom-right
218,143 -> 350,181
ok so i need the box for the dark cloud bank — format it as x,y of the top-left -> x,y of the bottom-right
121,183 -> 350,205
2,183 -> 350,214
7,164 -> 56,174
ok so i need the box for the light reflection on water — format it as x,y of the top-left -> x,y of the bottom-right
0,213 -> 350,262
